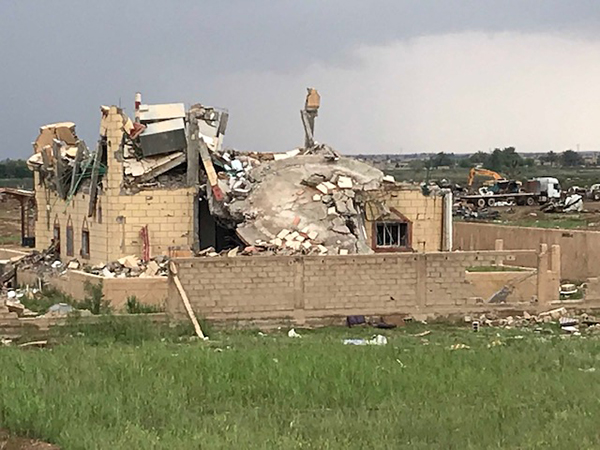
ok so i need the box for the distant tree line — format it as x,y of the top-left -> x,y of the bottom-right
0,159 -> 31,179
408,147 -> 587,174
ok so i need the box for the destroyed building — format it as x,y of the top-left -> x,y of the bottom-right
28,92 -> 452,267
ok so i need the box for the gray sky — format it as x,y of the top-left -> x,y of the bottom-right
2,1 -> 600,158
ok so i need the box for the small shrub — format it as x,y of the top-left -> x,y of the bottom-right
73,281 -> 111,315
125,296 -> 164,314
20,287 -> 75,313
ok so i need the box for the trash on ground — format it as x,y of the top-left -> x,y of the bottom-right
288,328 -> 302,338
343,335 -> 388,346
449,343 -> 470,350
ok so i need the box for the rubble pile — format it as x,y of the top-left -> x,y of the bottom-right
204,145 -> 399,255
541,194 -> 584,213
79,254 -> 170,278
26,122 -> 94,199
120,102 -> 228,191
453,202 -> 500,220
4,243 -> 168,283
468,307 -> 600,334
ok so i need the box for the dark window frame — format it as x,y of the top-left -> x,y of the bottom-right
53,216 -> 61,255
371,208 -> 413,253
66,216 -> 74,257
80,218 -> 90,259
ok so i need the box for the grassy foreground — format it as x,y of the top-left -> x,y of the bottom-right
1,318 -> 600,449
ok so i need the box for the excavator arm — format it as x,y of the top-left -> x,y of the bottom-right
467,167 -> 504,187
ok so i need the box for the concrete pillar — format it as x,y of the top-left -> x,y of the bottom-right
550,244 -> 561,276
495,239 -> 504,251
537,243 -> 549,305
442,191 -> 453,251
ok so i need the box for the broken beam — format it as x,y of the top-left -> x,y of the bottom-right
199,138 -> 224,201
137,152 -> 186,183
186,112 -> 200,186
69,140 -> 85,198
87,141 -> 103,217
52,141 -> 67,199
170,261 -> 206,340
301,110 -> 315,148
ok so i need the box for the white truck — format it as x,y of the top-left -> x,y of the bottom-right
526,177 -> 562,203
460,176 -> 561,207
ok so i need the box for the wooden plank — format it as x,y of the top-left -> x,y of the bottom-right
186,113 -> 200,186
199,139 -> 224,201
170,261 -> 206,340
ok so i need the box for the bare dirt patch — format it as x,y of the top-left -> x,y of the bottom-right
0,429 -> 58,450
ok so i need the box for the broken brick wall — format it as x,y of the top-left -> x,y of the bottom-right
34,106 -> 195,264
167,247 -> 559,325
102,107 -> 195,262
365,187 -> 444,252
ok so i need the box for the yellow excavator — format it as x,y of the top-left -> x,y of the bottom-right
467,167 -> 505,187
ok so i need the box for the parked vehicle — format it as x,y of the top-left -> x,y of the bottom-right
459,174 -> 561,208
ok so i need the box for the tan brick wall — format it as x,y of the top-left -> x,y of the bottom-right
365,188 -> 444,252
17,268 -> 167,311
33,106 -> 194,264
455,222 -> 597,280
168,248 -> 559,324
34,172 -> 109,265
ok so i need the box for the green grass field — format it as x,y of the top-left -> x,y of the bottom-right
1,317 -> 600,449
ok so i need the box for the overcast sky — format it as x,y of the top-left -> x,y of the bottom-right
2,1 -> 600,158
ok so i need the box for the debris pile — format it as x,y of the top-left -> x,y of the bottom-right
119,102 -> 229,191
453,202 -> 501,220
467,307 -> 600,334
80,255 -> 170,278
204,146 -> 401,255
541,194 -> 584,213
26,122 -> 95,200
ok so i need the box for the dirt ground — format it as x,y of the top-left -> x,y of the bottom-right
0,197 -> 28,247
0,429 -> 58,450
476,200 -> 600,230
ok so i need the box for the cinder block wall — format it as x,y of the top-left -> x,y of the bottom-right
365,189 -> 444,252
454,222 -> 597,280
168,248 -> 559,325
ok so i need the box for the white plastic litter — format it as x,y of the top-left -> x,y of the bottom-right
288,329 -> 302,338
343,335 -> 388,346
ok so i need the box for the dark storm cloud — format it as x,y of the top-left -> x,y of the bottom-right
1,0 -> 600,157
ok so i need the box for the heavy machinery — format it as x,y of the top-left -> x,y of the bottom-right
460,167 -> 561,207
467,167 -> 505,187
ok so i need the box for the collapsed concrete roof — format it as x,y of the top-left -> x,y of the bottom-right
205,145 -> 396,255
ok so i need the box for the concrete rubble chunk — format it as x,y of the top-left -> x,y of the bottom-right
277,229 -> 291,239
144,260 -> 160,276
118,255 -> 140,270
312,194 -> 322,201
316,183 -> 330,195
337,176 -> 353,189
